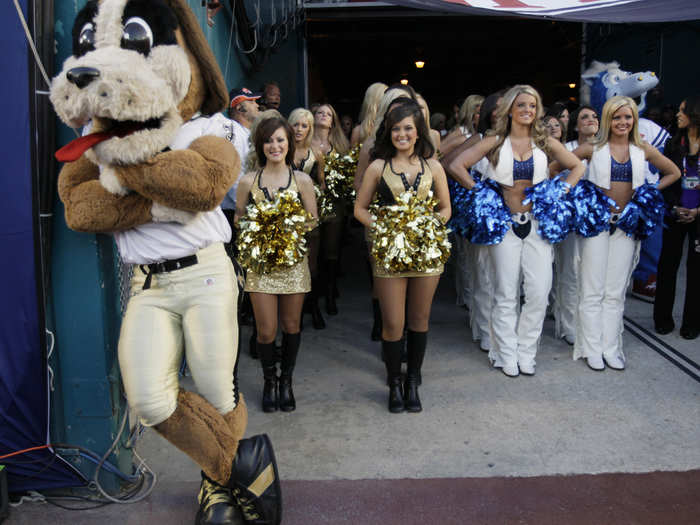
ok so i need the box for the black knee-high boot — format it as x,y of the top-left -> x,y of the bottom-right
240,292 -> 254,326
371,299 -> 382,341
258,342 -> 278,413
383,339 -> 404,413
249,326 -> 258,359
405,330 -> 427,413
279,332 -> 301,412
310,276 -> 326,329
325,261 -> 339,315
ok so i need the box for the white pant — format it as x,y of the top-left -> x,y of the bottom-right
118,242 -> 239,426
469,243 -> 493,350
574,229 -> 639,362
553,234 -> 579,341
488,219 -> 553,368
453,236 -> 472,307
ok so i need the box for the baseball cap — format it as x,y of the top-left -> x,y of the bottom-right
229,87 -> 261,108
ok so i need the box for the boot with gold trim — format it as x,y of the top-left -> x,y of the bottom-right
195,471 -> 244,525
228,434 -> 282,525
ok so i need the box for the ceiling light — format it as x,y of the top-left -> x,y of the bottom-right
400,79 -> 408,85
415,60 -> 425,69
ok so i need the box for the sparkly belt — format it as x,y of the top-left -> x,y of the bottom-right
511,212 -> 532,239
609,213 -> 620,235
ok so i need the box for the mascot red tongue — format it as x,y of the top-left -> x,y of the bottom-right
49,1 -> 282,524
55,128 -> 136,162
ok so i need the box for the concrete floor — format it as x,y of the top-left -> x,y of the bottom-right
7,231 -> 700,523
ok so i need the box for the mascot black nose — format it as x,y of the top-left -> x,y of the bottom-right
66,67 -> 100,89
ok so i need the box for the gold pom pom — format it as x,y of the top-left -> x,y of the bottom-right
322,145 -> 360,213
237,190 -> 315,274
314,183 -> 336,222
369,190 -> 451,274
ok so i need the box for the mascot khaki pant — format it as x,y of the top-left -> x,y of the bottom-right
575,230 -> 639,362
118,242 -> 239,426
553,234 -> 579,341
488,219 -> 553,369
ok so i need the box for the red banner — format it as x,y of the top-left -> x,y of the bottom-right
390,0 -> 700,22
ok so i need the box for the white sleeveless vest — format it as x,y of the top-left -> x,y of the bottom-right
587,143 -> 646,190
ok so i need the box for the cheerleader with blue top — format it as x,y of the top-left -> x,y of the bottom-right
565,96 -> 680,371
552,105 -> 600,347
449,85 -> 584,377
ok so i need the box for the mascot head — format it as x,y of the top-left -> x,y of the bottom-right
50,0 -> 228,165
581,60 -> 658,117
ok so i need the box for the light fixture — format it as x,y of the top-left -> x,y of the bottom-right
415,60 -> 425,69
400,79 -> 409,85
569,83 -> 576,89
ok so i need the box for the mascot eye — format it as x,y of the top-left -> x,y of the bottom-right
121,17 -> 154,55
76,22 -> 96,57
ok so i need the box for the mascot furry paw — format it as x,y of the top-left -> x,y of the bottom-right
50,1 -> 281,524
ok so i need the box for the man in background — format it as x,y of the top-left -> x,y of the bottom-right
259,81 -> 281,111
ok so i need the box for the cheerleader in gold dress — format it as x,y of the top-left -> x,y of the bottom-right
289,108 -> 326,329
355,100 -> 451,413
236,117 -> 318,412
312,103 -> 350,315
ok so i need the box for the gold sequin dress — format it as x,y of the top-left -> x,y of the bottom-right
293,149 -> 321,241
371,159 -> 444,279
243,169 -> 312,294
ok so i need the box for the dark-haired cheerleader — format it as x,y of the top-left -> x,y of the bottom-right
236,117 -> 318,412
355,100 -> 451,413
312,103 -> 350,316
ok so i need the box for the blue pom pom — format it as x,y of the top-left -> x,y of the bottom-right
447,178 -> 474,239
522,175 -> 575,244
617,183 -> 665,240
465,179 -> 511,245
616,200 -> 640,237
568,180 -> 616,238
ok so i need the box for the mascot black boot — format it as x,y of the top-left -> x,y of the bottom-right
382,339 -> 404,413
196,471 -> 244,525
228,434 -> 282,525
404,330 -> 427,413
196,396 -> 248,525
155,391 -> 281,525
278,332 -> 300,412
258,342 -> 279,412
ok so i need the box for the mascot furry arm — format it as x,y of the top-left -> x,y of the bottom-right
52,0 -> 239,233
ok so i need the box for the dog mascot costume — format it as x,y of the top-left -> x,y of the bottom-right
49,1 -> 281,524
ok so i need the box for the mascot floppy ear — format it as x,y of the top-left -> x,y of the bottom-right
52,0 -> 239,233
167,0 -> 228,119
